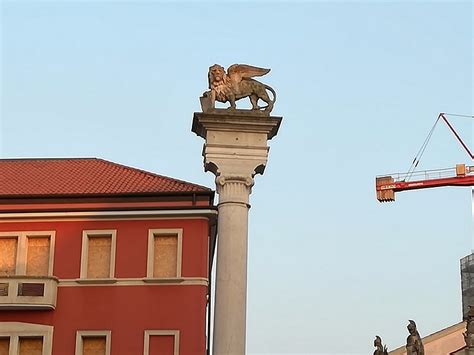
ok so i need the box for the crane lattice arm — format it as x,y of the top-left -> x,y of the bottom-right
376,164 -> 474,202
376,113 -> 474,202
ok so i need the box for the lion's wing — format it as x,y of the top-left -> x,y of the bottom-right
227,64 -> 270,82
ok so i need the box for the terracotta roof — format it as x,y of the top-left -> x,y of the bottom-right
0,158 -> 211,197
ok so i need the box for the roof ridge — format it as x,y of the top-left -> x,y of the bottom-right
0,157 -> 99,162
95,158 -> 211,192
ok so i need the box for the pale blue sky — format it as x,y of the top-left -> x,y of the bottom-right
1,1 -> 473,354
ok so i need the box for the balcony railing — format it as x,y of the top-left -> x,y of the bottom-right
0,276 -> 58,310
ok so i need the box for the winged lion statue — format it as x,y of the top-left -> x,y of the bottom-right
201,63 -> 276,115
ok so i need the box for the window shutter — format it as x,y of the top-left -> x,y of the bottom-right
0,337 -> 10,355
87,236 -> 112,278
0,238 -> 18,276
82,336 -> 106,355
26,237 -> 50,276
153,235 -> 178,278
19,337 -> 43,355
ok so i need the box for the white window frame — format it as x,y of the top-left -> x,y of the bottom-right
0,322 -> 53,355
75,330 -> 111,355
143,330 -> 179,355
80,230 -> 117,279
146,229 -> 183,279
0,231 -> 55,276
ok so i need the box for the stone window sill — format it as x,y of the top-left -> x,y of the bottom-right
142,277 -> 184,284
75,278 -> 117,284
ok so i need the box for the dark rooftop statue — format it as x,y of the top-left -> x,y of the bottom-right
406,320 -> 424,355
200,64 -> 276,115
373,336 -> 388,355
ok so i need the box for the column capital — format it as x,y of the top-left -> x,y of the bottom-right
216,174 -> 254,188
215,174 -> 255,206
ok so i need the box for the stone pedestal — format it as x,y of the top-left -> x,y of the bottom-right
192,111 -> 281,355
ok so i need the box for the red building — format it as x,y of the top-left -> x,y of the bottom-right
0,158 -> 217,355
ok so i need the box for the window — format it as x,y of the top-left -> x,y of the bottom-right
0,322 -> 52,355
0,232 -> 55,277
147,229 -> 182,278
75,331 -> 111,355
80,231 -> 116,279
143,330 -> 179,355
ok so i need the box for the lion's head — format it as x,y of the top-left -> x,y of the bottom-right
208,64 -> 227,89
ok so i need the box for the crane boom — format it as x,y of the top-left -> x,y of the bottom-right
376,112 -> 474,202
376,164 -> 474,202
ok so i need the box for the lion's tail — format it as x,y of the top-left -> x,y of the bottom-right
265,84 -> 276,104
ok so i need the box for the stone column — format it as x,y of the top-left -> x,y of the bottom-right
192,112 -> 281,355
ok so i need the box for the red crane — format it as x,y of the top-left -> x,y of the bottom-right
376,113 -> 474,202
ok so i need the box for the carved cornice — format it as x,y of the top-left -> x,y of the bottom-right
192,112 -> 282,140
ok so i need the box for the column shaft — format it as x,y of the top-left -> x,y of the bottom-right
213,180 -> 250,355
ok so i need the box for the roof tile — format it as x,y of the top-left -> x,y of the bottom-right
0,158 -> 211,197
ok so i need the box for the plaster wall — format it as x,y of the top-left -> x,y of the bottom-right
0,217 -> 211,355
0,218 -> 210,279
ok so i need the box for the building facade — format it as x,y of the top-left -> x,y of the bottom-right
0,158 -> 217,355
